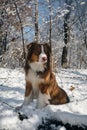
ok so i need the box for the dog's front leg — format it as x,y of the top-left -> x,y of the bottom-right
16,81 -> 33,110
37,91 -> 50,109
23,81 -> 33,106
37,83 -> 51,109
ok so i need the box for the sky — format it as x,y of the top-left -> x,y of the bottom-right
23,0 -> 61,42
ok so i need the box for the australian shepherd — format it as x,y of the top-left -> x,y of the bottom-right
20,42 -> 69,109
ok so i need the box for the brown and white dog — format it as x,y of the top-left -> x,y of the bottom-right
21,42 -> 69,109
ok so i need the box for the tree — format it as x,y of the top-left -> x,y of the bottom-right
34,0 -> 39,42
0,0 -> 87,69
0,0 -> 8,54
75,0 -> 87,48
48,0 -> 52,52
13,0 -> 26,59
61,0 -> 72,68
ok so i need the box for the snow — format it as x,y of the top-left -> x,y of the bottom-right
0,68 -> 87,130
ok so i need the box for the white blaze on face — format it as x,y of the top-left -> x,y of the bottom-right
29,45 -> 47,72
39,45 -> 47,63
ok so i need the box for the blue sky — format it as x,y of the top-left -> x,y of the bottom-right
23,0 -> 60,42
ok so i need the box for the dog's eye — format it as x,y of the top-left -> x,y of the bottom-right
34,50 -> 41,55
34,46 -> 41,55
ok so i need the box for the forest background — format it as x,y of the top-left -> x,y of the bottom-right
0,0 -> 87,70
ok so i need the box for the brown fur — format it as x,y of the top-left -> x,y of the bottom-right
25,81 -> 32,97
38,70 -> 69,105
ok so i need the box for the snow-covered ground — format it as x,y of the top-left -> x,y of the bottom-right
0,68 -> 87,130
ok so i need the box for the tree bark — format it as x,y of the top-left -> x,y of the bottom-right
61,46 -> 68,68
61,0 -> 72,68
35,0 -> 38,43
49,0 -> 52,53
14,1 -> 26,59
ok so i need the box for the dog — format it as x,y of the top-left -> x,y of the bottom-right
20,42 -> 69,109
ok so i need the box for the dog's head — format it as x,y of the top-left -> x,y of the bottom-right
26,42 -> 51,72
27,42 -> 51,72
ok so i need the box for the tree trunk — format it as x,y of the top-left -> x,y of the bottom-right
61,0 -> 72,68
61,46 -> 68,68
35,0 -> 38,42
14,1 -> 26,59
61,20 -> 69,68
49,0 -> 52,53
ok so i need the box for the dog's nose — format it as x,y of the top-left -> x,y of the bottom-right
42,56 -> 47,61
39,53 -> 47,62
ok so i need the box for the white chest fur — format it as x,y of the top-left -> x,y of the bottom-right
24,69 -> 51,108
25,69 -> 44,98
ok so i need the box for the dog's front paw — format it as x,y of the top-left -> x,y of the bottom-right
37,101 -> 49,109
37,92 -> 50,109
36,104 -> 44,109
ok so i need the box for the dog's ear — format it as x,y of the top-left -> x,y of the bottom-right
26,43 -> 34,59
27,43 -> 33,50
27,41 -> 37,50
45,43 -> 51,53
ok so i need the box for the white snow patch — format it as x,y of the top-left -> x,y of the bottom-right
0,68 -> 87,130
